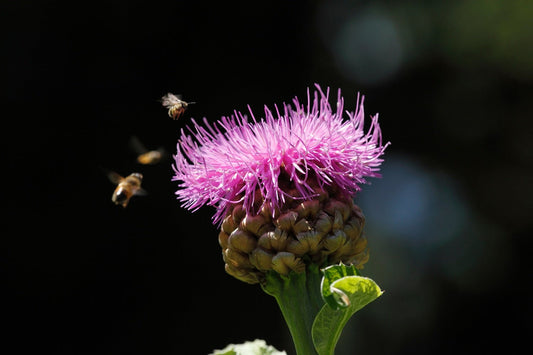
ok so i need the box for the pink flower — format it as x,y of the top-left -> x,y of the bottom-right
172,84 -> 389,224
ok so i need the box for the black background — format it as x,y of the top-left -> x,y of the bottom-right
3,1 -> 532,354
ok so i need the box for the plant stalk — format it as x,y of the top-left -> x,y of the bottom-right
262,264 -> 324,355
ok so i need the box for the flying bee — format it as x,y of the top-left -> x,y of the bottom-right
129,135 -> 166,165
161,92 -> 195,120
137,150 -> 163,165
107,171 -> 146,208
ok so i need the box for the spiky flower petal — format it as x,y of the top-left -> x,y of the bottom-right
173,84 -> 388,225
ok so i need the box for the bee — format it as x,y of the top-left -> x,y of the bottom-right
107,171 -> 146,208
129,135 -> 165,165
161,92 -> 195,120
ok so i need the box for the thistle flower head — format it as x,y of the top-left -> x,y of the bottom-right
173,84 -> 389,225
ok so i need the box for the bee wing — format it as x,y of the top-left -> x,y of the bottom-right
134,187 -> 148,196
107,171 -> 124,185
129,135 -> 148,154
161,92 -> 182,106
154,147 -> 168,163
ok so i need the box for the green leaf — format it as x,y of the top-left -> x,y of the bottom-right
320,264 -> 360,310
313,265 -> 383,355
210,339 -> 287,355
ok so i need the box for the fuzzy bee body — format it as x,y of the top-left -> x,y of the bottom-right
161,93 -> 195,120
129,136 -> 165,165
108,172 -> 145,208
137,150 -> 163,165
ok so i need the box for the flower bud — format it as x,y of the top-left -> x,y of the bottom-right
323,229 -> 347,253
315,211 -> 332,235
250,248 -> 274,271
219,187 -> 370,283
222,214 -> 238,235
231,204 -> 246,226
228,229 -> 257,253
324,200 -> 350,221
295,199 -> 320,218
223,248 -> 253,269
286,230 -> 322,256
218,231 -> 230,249
275,211 -> 298,230
292,218 -> 311,234
225,263 -> 261,284
332,210 -> 344,231
258,228 -> 289,251
259,202 -> 279,220
271,252 -> 305,275
343,216 -> 363,240
241,213 -> 271,237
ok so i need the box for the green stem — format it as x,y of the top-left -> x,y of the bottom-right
261,264 -> 324,355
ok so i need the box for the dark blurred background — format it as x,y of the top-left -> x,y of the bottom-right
3,0 -> 532,354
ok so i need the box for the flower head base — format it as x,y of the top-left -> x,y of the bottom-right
173,84 -> 388,225
173,85 -> 389,283
218,191 -> 369,284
